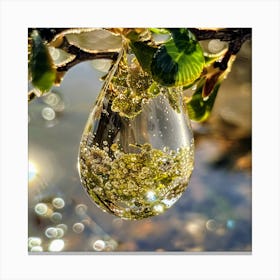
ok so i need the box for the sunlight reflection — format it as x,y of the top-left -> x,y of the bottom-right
28,161 -> 37,181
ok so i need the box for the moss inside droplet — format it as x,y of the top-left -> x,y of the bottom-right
107,53 -> 182,119
79,133 -> 194,220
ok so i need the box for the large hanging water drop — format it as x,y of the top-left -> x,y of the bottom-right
78,47 -> 195,220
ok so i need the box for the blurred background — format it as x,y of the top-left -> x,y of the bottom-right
28,38 -> 252,253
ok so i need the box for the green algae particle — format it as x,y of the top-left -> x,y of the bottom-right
110,58 -> 156,119
79,134 -> 194,220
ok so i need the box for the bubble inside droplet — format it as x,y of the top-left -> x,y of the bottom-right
52,197 -> 65,209
34,203 -> 48,216
41,107 -> 56,121
45,227 -> 58,238
72,222 -> 85,233
93,239 -> 106,251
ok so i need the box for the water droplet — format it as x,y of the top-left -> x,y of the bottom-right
78,47 -> 194,220
52,197 -> 65,209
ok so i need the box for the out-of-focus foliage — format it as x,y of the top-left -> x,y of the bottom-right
28,28 -> 251,122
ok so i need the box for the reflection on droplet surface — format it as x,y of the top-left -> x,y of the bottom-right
72,222 -> 85,233
146,191 -> 156,202
153,204 -> 164,213
78,48 -> 194,220
52,197 -> 65,209
34,203 -> 48,216
93,239 -> 106,251
45,227 -> 58,238
48,239 -> 64,252
41,107 -> 56,121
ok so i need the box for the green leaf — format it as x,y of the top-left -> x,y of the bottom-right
129,41 -> 157,73
151,28 -> 205,87
185,80 -> 219,122
29,30 -> 56,93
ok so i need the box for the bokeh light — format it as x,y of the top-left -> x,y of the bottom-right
72,222 -> 85,233
45,227 -> 58,238
48,239 -> 65,252
28,161 -> 37,181
41,107 -> 56,121
52,197 -> 65,209
93,239 -> 106,251
34,203 -> 48,216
